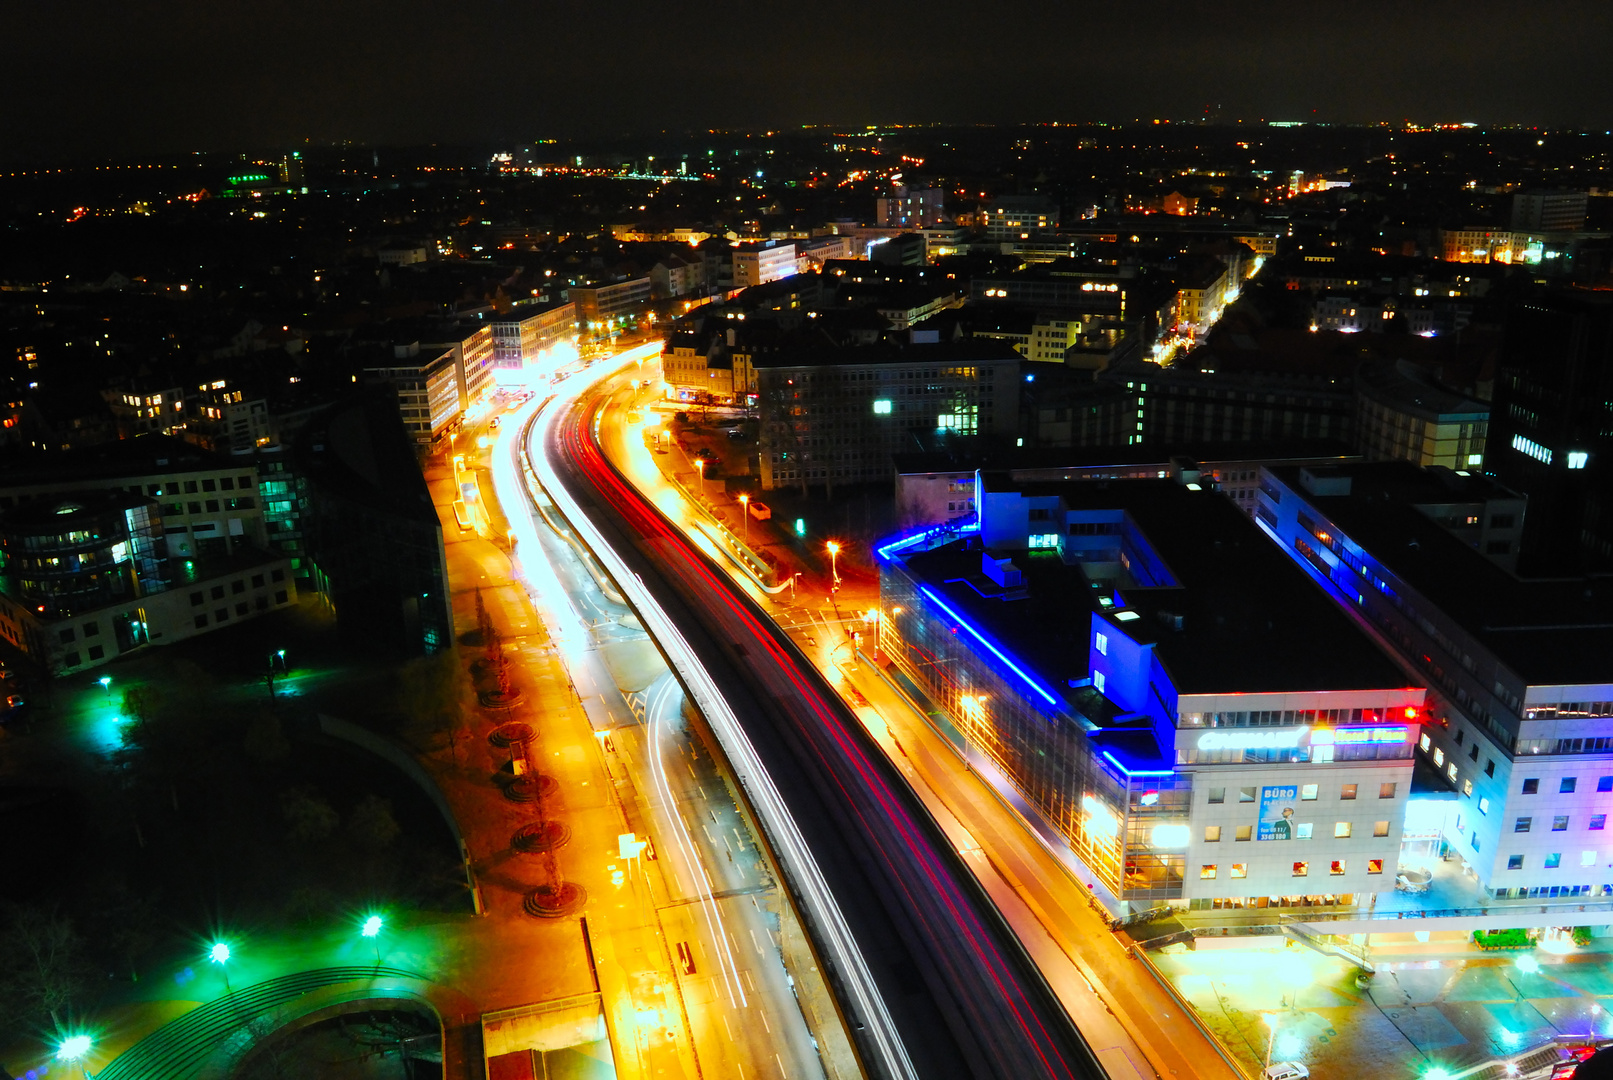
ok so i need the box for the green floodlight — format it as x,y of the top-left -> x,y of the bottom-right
98,676 -> 111,688
57,1034 -> 92,1061
209,942 -> 230,964
1423,1069 -> 1452,1080
361,915 -> 383,938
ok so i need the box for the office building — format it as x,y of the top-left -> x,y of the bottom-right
490,300 -> 577,370
1257,461 -> 1613,899
1512,190 -> 1589,233
981,195 -> 1059,240
757,339 -> 1021,492
365,343 -> 463,445
1354,360 -> 1489,472
876,186 -> 946,230
878,474 -> 1423,911
732,242 -> 798,290
570,277 -> 653,334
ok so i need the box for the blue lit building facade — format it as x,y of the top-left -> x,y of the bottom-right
879,474 -> 1423,912
1258,461 -> 1613,900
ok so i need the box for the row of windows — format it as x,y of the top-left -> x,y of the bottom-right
1205,821 -> 1392,842
1201,859 -> 1382,879
193,593 -> 285,628
1207,783 -> 1396,803
1516,814 -> 1607,832
1505,852 -> 1605,870
187,568 -> 286,606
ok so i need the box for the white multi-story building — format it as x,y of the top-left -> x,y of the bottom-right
732,242 -> 797,289
1258,461 -> 1613,902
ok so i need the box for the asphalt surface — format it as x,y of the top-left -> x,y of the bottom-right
543,390 -> 1105,1080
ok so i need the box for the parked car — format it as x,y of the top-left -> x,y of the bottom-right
1262,1065 -> 1309,1080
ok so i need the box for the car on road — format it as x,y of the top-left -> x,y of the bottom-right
1,692 -> 27,725
1262,1065 -> 1309,1080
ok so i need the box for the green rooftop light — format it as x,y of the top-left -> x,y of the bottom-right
361,915 -> 383,938
209,942 -> 230,964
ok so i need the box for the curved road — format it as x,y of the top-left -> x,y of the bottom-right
537,384 -> 1104,1080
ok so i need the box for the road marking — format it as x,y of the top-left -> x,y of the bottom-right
732,827 -> 746,850
750,929 -> 764,954
723,1013 -> 734,1042
775,1052 -> 787,1078
761,1010 -> 771,1033
703,824 -> 715,844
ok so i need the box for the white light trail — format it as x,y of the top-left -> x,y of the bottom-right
518,347 -> 919,1080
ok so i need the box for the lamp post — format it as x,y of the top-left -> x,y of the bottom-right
738,494 -> 750,544
694,458 -> 706,497
826,541 -> 841,588
1262,1013 -> 1279,1069
362,914 -> 384,965
209,941 -> 232,994
98,675 -> 112,702
57,1034 -> 94,1078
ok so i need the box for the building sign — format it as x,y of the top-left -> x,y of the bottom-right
1197,728 -> 1308,751
1258,785 -> 1300,841
1312,725 -> 1408,746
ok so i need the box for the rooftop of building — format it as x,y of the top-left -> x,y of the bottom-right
0,489 -> 154,532
297,393 -> 441,528
749,336 -> 1022,371
1267,460 -> 1613,687
1356,358 -> 1490,420
896,477 -> 1411,701
891,439 -> 1359,477
0,434 -> 245,491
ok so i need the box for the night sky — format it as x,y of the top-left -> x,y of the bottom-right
8,0 -> 1611,161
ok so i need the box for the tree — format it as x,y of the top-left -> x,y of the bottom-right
0,903 -> 95,1032
280,787 -> 339,844
395,648 -> 469,757
346,795 -> 401,851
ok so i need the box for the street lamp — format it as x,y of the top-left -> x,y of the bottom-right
361,914 -> 383,964
98,675 -> 112,702
826,541 -> 841,587
57,1033 -> 93,1077
694,458 -> 706,496
209,941 -> 232,993
1262,1013 -> 1279,1069
738,494 -> 750,543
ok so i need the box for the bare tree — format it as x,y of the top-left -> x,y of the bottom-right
0,903 -> 95,1032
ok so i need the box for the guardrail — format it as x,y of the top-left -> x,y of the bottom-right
1128,946 -> 1250,1079
99,966 -> 429,1080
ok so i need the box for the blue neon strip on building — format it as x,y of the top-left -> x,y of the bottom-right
917,584 -> 1062,708
876,516 -> 978,561
1100,750 -> 1176,778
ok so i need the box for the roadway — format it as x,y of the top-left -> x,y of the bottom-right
482,386 -> 841,1080
528,358 -> 1104,1080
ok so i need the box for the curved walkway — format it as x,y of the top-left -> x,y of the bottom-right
99,966 -> 431,1080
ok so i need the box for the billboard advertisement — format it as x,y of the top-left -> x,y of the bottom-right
1258,784 -> 1299,841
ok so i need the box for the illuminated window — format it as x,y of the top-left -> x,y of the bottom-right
1516,817 -> 1532,833
1204,826 -> 1221,842
872,399 -> 892,415
1478,798 -> 1490,815
1592,815 -> 1607,831
1545,853 -> 1562,869
1207,787 -> 1225,804
1373,821 -> 1390,837
1379,783 -> 1397,799
1463,779 -> 1474,797
1340,784 -> 1357,800
1301,784 -> 1318,801
1508,855 -> 1524,870
1239,787 -> 1257,803
1330,860 -> 1346,875
1568,451 -> 1589,470
1200,865 -> 1217,879
1419,733 -> 1431,752
1094,632 -> 1108,656
1292,861 -> 1308,877
1235,825 -> 1252,842
1230,863 -> 1247,879
1295,823 -> 1313,839
1433,748 -> 1445,767
1334,822 -> 1352,838
1562,777 -> 1578,793
1583,851 -> 1598,867
1367,859 -> 1383,874
1554,816 -> 1569,831
1447,763 -> 1459,782
1093,671 -> 1106,694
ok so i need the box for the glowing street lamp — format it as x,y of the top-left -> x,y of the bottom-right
361,914 -> 384,964
209,941 -> 232,993
738,493 -> 750,543
1262,1013 -> 1279,1069
98,675 -> 112,702
694,458 -> 707,496
826,541 -> 841,587
57,1033 -> 94,1077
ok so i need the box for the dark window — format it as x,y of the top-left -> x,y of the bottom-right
235,602 -> 248,616
220,477 -> 234,490
182,480 -> 197,493
202,478 -> 216,492
1562,777 -> 1578,794
1455,729 -> 1464,745
167,502 -> 185,515
251,574 -> 265,588
62,651 -> 79,667
194,615 -> 207,629
231,580 -> 245,595
1522,778 -> 1539,794
1593,815 -> 1608,831
1491,514 -> 1515,528
1600,777 -> 1613,793
215,608 -> 229,622
87,645 -> 104,661
190,591 -> 203,606
188,502 -> 202,514
205,499 -> 219,513
255,596 -> 268,611
1508,855 -> 1524,870
58,628 -> 75,644
210,586 -> 225,600
238,476 -> 252,488
1515,817 -> 1531,832
1554,816 -> 1570,831
271,569 -> 285,582
274,590 -> 288,604
1485,760 -> 1495,777
146,484 -> 162,495
1469,744 -> 1479,761
1486,541 -> 1511,555
83,621 -> 99,637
